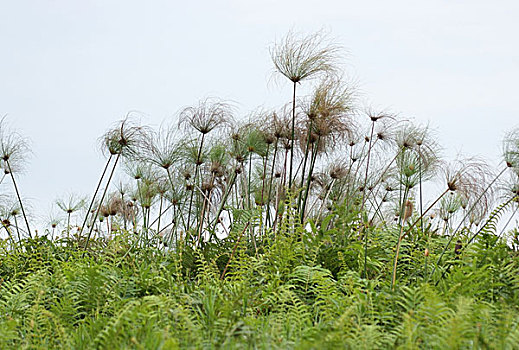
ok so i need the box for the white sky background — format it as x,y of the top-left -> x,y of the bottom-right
1,0 -> 519,227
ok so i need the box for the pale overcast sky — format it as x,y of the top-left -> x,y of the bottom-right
1,0 -> 518,223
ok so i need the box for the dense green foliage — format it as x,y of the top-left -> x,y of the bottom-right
1,202 -> 519,349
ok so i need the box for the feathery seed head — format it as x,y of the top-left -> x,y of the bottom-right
0,118 -> 31,173
270,30 -> 341,84
102,116 -> 149,158
179,97 -> 234,135
503,127 -> 519,172
56,193 -> 86,214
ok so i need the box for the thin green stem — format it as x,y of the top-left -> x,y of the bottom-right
298,121 -> 314,212
6,160 -> 32,239
361,120 -> 375,279
187,133 -> 206,232
392,187 -> 450,288
300,136 -> 320,223
288,81 -> 297,189
83,153 -> 121,254
79,154 -> 113,237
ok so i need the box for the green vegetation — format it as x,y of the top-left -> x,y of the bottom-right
1,31 -> 519,349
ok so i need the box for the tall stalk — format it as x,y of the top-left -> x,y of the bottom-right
288,81 -> 297,189
391,187 -> 450,288
66,212 -> 71,239
198,174 -> 215,246
316,179 -> 336,222
220,222 -> 250,280
417,145 -> 424,233
367,152 -> 402,223
297,122 -> 314,212
13,215 -> 21,243
211,170 -> 238,231
345,145 -> 355,209
265,139 -> 279,228
360,120 -> 376,211
186,134 -> 205,232
157,194 -> 163,235
260,144 -> 270,204
83,154 -> 121,253
5,159 -> 31,239
273,148 -> 290,230
360,120 -> 376,278
79,154 -> 113,237
259,143 -> 270,235
247,152 -> 253,210
197,193 -> 209,246
300,136 -> 320,223
120,190 -> 127,231
498,204 -> 519,239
